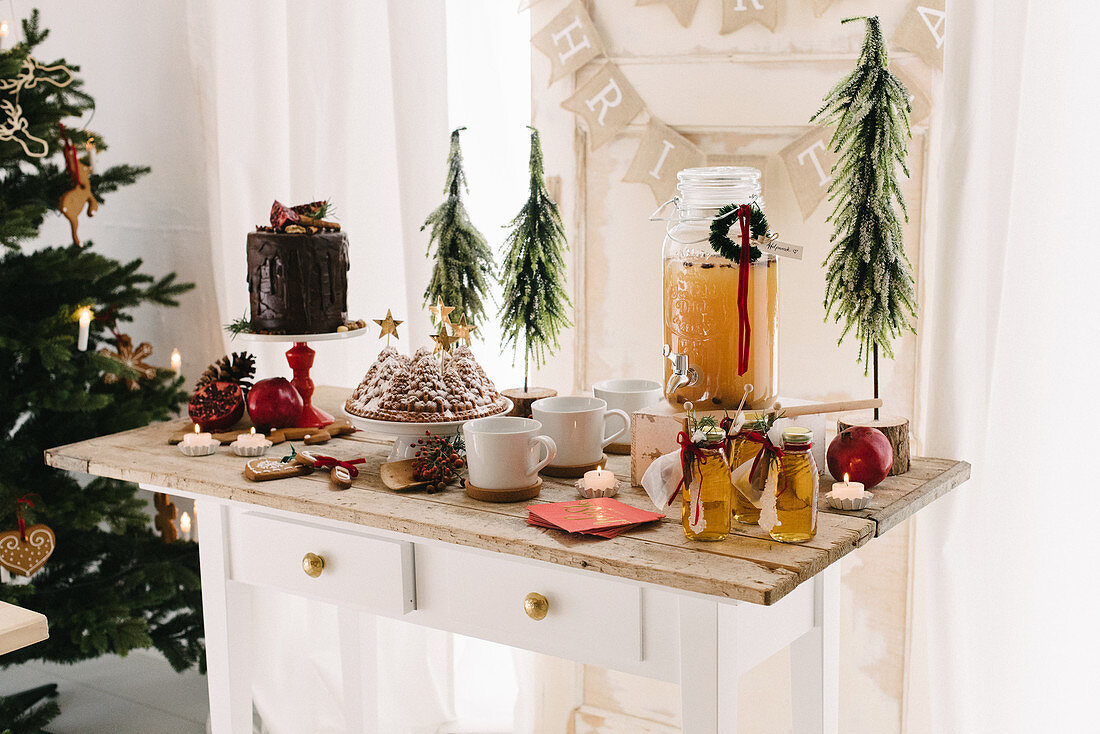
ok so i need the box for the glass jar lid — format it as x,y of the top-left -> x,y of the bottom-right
677,166 -> 762,209
782,426 -> 813,444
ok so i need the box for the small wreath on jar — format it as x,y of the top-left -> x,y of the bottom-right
708,202 -> 771,264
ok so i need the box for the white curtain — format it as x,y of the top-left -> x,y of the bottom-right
186,1 -> 457,732
909,2 -> 1100,732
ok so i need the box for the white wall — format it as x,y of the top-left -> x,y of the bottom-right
22,0 -> 224,386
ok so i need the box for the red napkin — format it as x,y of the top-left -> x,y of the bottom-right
526,497 -> 664,538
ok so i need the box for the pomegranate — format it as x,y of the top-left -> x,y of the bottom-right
826,426 -> 893,488
247,377 -> 304,430
188,381 -> 245,431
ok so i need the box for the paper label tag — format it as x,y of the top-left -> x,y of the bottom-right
756,239 -> 804,260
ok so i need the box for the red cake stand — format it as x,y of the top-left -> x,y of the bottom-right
238,329 -> 367,427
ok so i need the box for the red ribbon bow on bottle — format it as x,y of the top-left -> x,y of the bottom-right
736,429 -> 784,482
736,204 -> 752,376
672,430 -> 711,505
15,496 -> 35,542
312,456 -> 366,478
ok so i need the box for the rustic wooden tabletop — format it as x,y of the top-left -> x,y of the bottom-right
44,386 -> 969,605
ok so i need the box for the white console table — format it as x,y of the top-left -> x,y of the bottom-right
45,387 -> 969,734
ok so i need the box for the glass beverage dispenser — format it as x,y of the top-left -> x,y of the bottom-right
657,166 -> 779,410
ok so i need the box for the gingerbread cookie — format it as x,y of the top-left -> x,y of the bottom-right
325,419 -> 356,437
243,457 -> 312,482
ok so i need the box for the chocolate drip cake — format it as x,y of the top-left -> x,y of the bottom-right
247,200 -> 349,334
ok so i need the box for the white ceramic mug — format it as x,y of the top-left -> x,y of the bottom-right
462,416 -> 557,490
531,396 -> 629,468
592,378 -> 664,435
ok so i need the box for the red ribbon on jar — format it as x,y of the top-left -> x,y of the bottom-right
737,204 -> 752,376
671,430 -> 709,505
737,429 -> 784,482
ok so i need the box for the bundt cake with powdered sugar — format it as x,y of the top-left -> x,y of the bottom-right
345,345 -> 508,422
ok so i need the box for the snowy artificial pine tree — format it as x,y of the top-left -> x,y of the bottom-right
422,127 -> 495,329
500,127 -> 572,392
812,16 -> 917,412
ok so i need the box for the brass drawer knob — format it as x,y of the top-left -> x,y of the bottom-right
302,552 -> 325,578
524,592 -> 549,621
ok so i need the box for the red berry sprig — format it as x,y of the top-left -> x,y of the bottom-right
411,431 -> 466,492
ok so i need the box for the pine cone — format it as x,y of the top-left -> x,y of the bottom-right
196,352 -> 257,390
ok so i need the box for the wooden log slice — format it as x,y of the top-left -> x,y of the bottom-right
837,413 -> 910,475
502,387 -> 557,418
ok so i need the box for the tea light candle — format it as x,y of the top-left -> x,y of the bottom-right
230,426 -> 272,456
829,473 -> 865,500
583,468 -> 617,493
179,424 -> 219,456
179,511 -> 192,541
76,307 -> 93,351
170,348 -> 182,375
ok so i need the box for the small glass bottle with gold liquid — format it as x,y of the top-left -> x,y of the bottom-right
730,419 -> 769,525
768,427 -> 819,543
681,427 -> 733,541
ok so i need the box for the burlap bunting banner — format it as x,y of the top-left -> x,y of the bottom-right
779,126 -> 840,220
635,0 -> 700,28
894,0 -> 945,70
624,118 -> 706,202
534,1 -> 934,207
561,63 -> 645,150
531,0 -> 605,85
720,0 -> 779,34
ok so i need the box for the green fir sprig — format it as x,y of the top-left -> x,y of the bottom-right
811,16 -> 917,373
224,312 -> 251,337
500,127 -> 572,391
422,128 -> 495,329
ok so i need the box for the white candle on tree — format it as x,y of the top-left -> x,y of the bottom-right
76,307 -> 93,351
170,348 -> 181,375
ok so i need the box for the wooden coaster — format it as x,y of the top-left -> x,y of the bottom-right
464,478 -> 542,503
606,442 -> 631,455
540,455 -> 607,479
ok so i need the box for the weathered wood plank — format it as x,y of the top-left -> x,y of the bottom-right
43,386 -> 966,605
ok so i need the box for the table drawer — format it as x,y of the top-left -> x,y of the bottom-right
442,548 -> 642,669
228,512 -> 415,615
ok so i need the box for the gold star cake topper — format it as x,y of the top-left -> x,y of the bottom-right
431,328 -> 460,356
451,314 -> 477,345
373,309 -> 403,343
429,297 -> 455,328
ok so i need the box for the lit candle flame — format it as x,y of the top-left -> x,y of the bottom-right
843,473 -> 850,484
194,424 -> 201,434
250,426 -> 256,435
179,512 -> 191,534
170,348 -> 181,375
0,20 -> 9,37
77,306 -> 93,325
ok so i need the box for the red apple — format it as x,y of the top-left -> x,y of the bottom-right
247,377 -> 304,430
826,426 -> 893,488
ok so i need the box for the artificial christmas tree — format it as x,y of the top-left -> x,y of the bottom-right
812,15 -> 916,410
422,127 -> 495,330
0,12 -> 201,731
812,15 -> 916,472
500,127 -> 572,409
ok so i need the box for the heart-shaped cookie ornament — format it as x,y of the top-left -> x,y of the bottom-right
0,524 -> 56,577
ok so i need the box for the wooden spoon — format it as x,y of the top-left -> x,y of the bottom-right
379,459 -> 433,491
